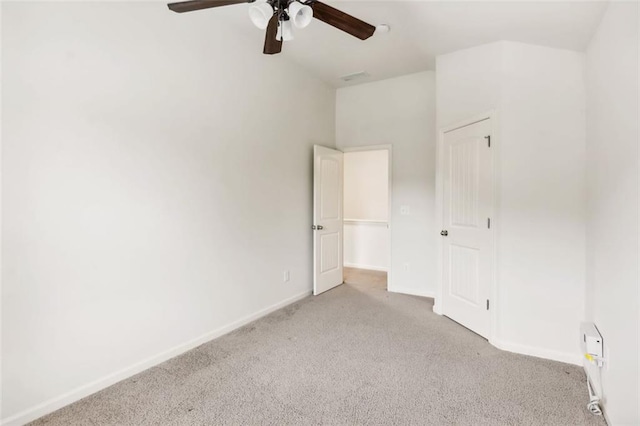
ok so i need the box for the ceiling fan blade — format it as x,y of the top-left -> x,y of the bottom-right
263,14 -> 282,55
167,0 -> 249,13
311,1 -> 375,40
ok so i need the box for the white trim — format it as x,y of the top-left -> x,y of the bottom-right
0,291 -> 311,426
488,111 -> 501,353
341,145 -> 393,290
388,286 -> 435,299
341,144 -> 393,154
0,3 -> 4,415
435,110 -> 499,342
491,339 -> 582,366
603,407 -> 612,426
343,219 -> 388,226
343,262 -> 388,272
440,115 -> 491,134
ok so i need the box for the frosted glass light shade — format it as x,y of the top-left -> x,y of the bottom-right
288,2 -> 313,29
249,2 -> 274,30
276,20 -> 294,41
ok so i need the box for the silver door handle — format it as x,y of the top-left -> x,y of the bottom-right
440,230 -> 448,236
312,225 -> 324,230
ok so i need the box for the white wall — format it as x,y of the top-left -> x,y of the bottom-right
1,2 -> 335,424
343,150 -> 389,271
498,42 -> 587,362
437,41 -> 587,363
585,2 -> 639,424
436,42 -> 504,128
344,150 -> 388,221
336,72 -> 437,297
343,222 -> 389,271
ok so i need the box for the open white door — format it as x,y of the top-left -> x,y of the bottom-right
313,145 -> 344,295
441,119 -> 493,338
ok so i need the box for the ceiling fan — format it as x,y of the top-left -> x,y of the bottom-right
167,0 -> 377,55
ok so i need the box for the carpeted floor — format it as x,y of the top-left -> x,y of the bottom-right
31,268 -> 605,425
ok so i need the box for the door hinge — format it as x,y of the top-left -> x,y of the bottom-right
485,135 -> 491,147
487,218 -> 491,229
486,299 -> 490,310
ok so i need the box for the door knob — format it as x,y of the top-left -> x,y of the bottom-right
317,225 -> 324,230
440,230 -> 448,236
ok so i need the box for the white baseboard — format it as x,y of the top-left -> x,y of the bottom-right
602,407 -> 612,426
432,302 -> 443,315
1,291 -> 311,426
388,286 -> 435,299
491,339 -> 582,366
343,262 -> 388,272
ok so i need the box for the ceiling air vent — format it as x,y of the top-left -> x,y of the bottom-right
340,71 -> 370,82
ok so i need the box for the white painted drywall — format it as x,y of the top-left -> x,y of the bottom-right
343,150 -> 389,271
498,42 -> 587,363
1,2 -> 335,423
585,2 -> 639,424
336,72 -> 437,297
436,42 -> 505,129
344,150 -> 388,221
343,222 -> 389,271
437,41 -> 587,363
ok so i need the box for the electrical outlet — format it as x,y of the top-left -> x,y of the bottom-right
283,270 -> 290,283
400,205 -> 410,215
403,263 -> 410,272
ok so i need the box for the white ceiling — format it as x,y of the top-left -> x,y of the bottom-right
208,1 -> 609,87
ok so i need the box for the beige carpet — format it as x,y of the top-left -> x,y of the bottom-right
31,268 -> 604,425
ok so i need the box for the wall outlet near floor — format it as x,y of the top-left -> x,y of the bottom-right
403,263 -> 410,272
400,205 -> 411,215
283,270 -> 290,283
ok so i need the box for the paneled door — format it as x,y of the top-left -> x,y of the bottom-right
313,145 -> 344,295
441,119 -> 493,338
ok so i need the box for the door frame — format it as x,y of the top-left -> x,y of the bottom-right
434,110 -> 499,345
341,144 -> 393,290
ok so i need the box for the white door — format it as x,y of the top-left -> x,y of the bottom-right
441,119 -> 493,338
313,145 -> 344,295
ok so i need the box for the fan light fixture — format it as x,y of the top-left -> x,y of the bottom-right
249,0 -> 314,41
167,0 -> 377,56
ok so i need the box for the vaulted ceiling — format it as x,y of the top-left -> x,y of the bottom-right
195,1 -> 608,87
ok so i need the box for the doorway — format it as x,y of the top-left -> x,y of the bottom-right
342,147 -> 392,290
